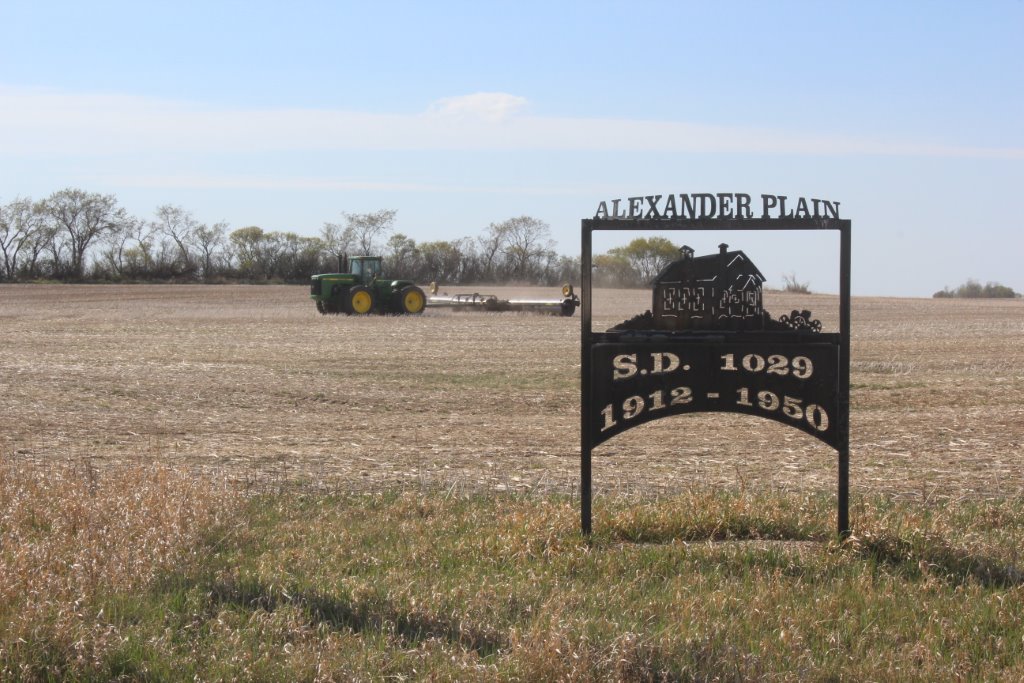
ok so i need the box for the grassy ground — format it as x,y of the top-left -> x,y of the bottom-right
2,285 -> 1023,679
3,461 -> 1022,681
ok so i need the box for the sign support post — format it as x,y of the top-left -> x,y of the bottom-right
580,224 -> 594,536
838,222 -> 851,537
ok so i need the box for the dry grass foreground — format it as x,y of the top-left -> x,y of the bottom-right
2,466 -> 1022,680
2,283 -> 1023,500
0,459 -> 242,675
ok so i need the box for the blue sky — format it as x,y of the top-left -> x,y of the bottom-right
1,1 -> 1021,296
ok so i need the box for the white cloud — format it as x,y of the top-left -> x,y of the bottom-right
427,92 -> 528,122
92,173 -> 587,195
1,85 -> 1021,160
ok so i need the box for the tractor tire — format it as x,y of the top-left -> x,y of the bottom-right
346,285 -> 375,315
396,285 -> 427,315
317,285 -> 343,315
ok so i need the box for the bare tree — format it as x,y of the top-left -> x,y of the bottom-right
98,214 -> 147,279
131,220 -> 163,278
193,221 -> 228,280
40,188 -> 126,279
276,232 -> 324,280
152,205 -> 200,275
20,202 -> 54,279
38,216 -> 67,278
476,220 -> 510,281
319,221 -> 356,266
0,197 -> 41,281
341,209 -> 397,256
498,215 -> 555,282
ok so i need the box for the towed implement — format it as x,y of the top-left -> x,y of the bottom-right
310,255 -> 579,316
426,284 -> 580,317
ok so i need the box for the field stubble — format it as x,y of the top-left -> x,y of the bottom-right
2,284 -> 1023,501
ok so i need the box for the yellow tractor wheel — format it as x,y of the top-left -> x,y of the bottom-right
398,286 -> 426,315
347,286 -> 375,315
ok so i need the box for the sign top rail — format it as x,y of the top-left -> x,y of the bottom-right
583,216 -> 850,231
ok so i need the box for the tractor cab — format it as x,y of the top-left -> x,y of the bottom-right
349,256 -> 383,285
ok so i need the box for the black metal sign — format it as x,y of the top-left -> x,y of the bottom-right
580,204 -> 851,537
591,338 -> 839,448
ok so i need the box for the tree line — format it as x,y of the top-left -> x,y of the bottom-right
933,280 -> 1020,299
0,188 -> 684,287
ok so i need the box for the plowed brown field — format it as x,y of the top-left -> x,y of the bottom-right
2,284 -> 1022,501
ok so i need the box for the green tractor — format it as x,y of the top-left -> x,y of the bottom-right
310,255 -> 427,315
